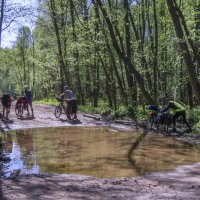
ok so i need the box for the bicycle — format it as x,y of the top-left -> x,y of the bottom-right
55,97 -> 76,120
146,111 -> 160,132
146,111 -> 172,133
159,112 -> 172,133
15,97 -> 29,117
55,97 -> 66,118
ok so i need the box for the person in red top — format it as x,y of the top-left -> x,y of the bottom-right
1,93 -> 12,120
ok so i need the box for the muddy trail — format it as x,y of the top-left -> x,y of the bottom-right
1,103 -> 200,200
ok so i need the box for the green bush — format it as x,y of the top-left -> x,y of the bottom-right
34,98 -> 57,106
33,99 -> 151,121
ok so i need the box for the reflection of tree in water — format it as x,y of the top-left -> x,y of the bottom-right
16,130 -> 35,169
128,133 -> 147,176
4,133 -> 13,153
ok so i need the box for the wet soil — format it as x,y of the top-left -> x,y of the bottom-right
1,103 -> 200,200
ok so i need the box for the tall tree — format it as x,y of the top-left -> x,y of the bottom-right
124,0 -> 137,103
166,0 -> 200,103
69,0 -> 85,105
48,0 -> 69,90
15,26 -> 32,86
0,0 -> 5,48
93,0 -> 154,104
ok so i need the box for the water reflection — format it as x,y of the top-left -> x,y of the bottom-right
4,127 -> 200,178
128,132 -> 147,176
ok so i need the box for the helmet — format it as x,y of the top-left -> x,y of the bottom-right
146,105 -> 151,110
64,85 -> 69,90
24,85 -> 28,89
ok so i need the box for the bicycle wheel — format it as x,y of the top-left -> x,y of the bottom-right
15,105 -> 23,117
55,106 -> 62,118
164,114 -> 172,133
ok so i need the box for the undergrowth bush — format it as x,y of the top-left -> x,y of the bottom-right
35,98 -> 150,120
187,107 -> 200,129
33,99 -> 200,127
34,99 -> 57,106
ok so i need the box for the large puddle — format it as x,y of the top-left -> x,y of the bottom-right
3,127 -> 200,178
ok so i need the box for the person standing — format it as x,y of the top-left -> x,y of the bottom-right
60,85 -> 77,120
24,85 -> 34,118
1,93 -> 12,120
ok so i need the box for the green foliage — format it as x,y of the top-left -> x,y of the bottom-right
194,122 -> 200,129
0,0 -> 199,124
189,107 -> 200,129
34,99 -> 58,106
79,103 -> 110,114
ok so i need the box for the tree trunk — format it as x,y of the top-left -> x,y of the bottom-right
124,0 -> 137,103
166,0 -> 200,103
0,0 -> 5,48
187,81 -> 194,108
94,2 -> 128,105
93,0 -> 154,104
128,5 -> 153,92
69,0 -> 85,105
49,0 -> 69,91
152,0 -> 159,99
173,0 -> 200,68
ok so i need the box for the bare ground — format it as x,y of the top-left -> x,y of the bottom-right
1,103 -> 200,200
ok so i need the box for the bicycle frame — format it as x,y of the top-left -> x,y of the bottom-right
55,97 -> 76,120
55,97 -> 70,118
147,111 -> 172,133
59,101 -> 67,114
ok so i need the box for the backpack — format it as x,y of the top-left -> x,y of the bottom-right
25,90 -> 32,99
1,93 -> 10,104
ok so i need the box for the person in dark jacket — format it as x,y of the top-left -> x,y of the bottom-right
1,93 -> 12,120
60,85 -> 77,120
24,85 -> 34,118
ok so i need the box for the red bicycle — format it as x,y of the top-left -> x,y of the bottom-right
15,96 -> 28,117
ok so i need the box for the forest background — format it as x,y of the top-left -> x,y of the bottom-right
0,0 -> 200,124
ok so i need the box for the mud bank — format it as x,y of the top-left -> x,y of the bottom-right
2,163 -> 200,200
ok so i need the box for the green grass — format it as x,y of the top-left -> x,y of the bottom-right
34,98 -> 58,106
33,98 -> 200,129
34,98 -> 149,120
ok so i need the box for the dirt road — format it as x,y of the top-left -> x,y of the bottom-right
1,103 -> 200,200
2,104 -> 103,131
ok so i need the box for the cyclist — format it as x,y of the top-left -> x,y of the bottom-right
146,104 -> 160,113
162,98 -> 192,132
146,104 -> 160,125
24,85 -> 34,118
60,85 -> 77,120
1,93 -> 12,120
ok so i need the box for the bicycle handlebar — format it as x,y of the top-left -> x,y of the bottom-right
56,97 -> 64,102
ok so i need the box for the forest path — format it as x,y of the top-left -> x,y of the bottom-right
2,103 -> 104,131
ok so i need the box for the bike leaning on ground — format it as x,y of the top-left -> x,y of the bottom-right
15,96 -> 29,117
146,105 -> 172,133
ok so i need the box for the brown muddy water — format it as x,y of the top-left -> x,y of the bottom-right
3,127 -> 200,178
